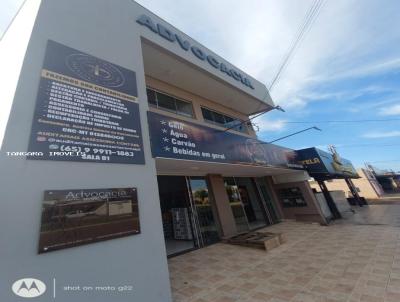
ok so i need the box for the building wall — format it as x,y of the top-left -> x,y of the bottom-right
0,1 -> 326,302
271,181 -> 327,225
354,169 -> 384,198
206,174 -> 238,237
309,168 -> 384,199
145,76 -> 257,137
310,179 -> 350,196
0,1 -> 172,301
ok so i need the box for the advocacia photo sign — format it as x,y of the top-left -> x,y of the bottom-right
38,188 -> 140,253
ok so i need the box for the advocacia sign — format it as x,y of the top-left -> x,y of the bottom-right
137,14 -> 255,90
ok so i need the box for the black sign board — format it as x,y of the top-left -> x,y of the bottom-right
28,40 -> 144,164
296,148 -> 358,180
38,188 -> 139,253
148,111 -> 301,168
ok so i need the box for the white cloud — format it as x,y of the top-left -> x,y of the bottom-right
347,96 -> 400,113
379,104 -> 400,116
137,0 -> 400,109
307,57 -> 400,84
1,1 -> 399,146
362,131 -> 400,138
253,116 -> 287,132
300,85 -> 392,103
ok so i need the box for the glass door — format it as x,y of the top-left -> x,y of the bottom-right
188,177 -> 220,246
235,177 -> 269,229
224,177 -> 249,233
157,176 -> 197,256
255,177 -> 280,224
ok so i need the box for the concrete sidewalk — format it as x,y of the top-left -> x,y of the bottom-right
168,206 -> 400,302
368,193 -> 400,205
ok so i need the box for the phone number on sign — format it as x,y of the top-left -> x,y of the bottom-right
55,145 -> 135,156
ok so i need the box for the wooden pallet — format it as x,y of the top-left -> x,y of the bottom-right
225,231 -> 286,251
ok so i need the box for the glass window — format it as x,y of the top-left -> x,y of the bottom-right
201,107 -> 248,134
224,116 -> 235,125
176,99 -> 193,117
146,89 -> 157,106
201,107 -> 214,122
236,123 -> 246,133
156,92 -> 176,112
146,88 -> 194,118
225,117 -> 239,130
213,112 -> 226,125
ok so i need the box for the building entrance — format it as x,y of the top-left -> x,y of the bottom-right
224,177 -> 280,232
189,177 -> 220,246
157,176 -> 219,256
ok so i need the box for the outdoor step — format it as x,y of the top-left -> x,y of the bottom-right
224,231 -> 286,251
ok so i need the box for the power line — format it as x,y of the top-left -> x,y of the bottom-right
369,159 -> 400,163
284,118 -> 400,124
336,143 -> 400,149
221,0 -> 325,133
269,0 -> 325,91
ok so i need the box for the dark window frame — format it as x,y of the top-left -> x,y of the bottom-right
146,87 -> 195,118
201,106 -> 249,134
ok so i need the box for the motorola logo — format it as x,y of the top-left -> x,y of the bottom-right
12,278 -> 46,298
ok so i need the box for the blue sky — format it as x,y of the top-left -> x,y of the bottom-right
1,0 -> 399,171
134,0 -> 400,172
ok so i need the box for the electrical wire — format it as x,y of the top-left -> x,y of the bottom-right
221,0 -> 325,133
285,118 -> 400,124
336,143 -> 400,149
369,159 -> 400,163
269,0 -> 325,91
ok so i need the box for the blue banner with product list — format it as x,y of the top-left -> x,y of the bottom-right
147,111 -> 301,169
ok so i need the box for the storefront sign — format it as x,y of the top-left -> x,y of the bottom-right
136,15 -> 254,90
38,187 -> 140,253
148,111 -> 301,168
28,40 -> 145,164
296,148 -> 358,179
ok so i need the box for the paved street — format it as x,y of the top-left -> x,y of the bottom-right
368,194 -> 400,206
169,203 -> 400,302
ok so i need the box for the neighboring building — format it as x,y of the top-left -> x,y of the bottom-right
367,165 -> 400,193
1,2 -> 339,302
375,173 -> 400,192
296,147 -> 362,218
310,168 -> 384,200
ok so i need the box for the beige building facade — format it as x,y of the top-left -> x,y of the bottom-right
146,70 -> 328,256
0,1 -> 330,301
310,168 -> 384,200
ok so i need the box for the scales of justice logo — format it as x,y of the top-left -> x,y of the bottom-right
65,53 -> 125,88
